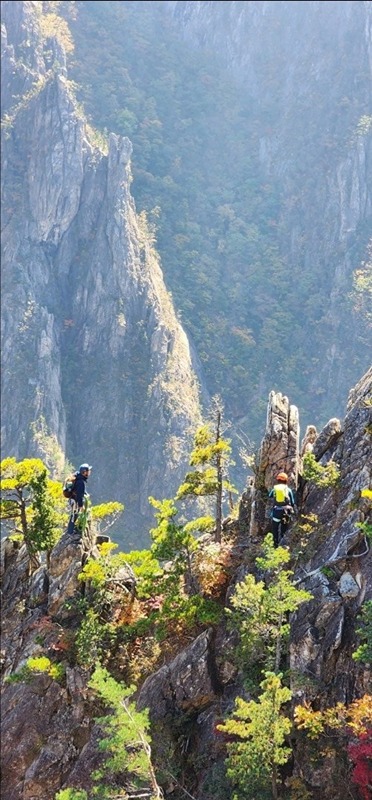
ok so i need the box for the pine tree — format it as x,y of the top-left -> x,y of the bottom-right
218,671 -> 292,800
88,664 -> 162,799
228,533 -> 312,674
28,468 -> 60,566
176,396 -> 237,542
0,457 -> 61,569
148,496 -> 199,616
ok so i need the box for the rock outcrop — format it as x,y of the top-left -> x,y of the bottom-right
136,371 -> 371,798
290,368 -> 372,702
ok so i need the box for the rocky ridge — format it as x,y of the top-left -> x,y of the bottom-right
1,368 -> 371,800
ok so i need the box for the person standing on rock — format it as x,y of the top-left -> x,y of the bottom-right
67,463 -> 92,537
268,472 -> 295,547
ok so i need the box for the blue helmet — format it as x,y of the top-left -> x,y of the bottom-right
79,463 -> 92,473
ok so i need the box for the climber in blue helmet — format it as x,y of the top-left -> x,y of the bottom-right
67,463 -> 92,536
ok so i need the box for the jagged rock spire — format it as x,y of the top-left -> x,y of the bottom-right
249,391 -> 299,539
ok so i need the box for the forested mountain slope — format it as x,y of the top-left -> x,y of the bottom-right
1,4 -> 371,796
66,0 -> 372,437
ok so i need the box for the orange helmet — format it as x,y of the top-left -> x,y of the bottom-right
276,472 -> 288,482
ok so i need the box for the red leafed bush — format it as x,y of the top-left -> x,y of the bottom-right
348,729 -> 372,800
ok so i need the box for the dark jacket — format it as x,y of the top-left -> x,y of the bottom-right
74,472 -> 88,508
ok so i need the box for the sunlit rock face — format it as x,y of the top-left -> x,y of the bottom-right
290,368 -> 372,695
1,1 -> 204,547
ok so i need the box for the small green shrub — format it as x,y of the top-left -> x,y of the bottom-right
6,655 -> 64,683
55,789 -> 88,800
74,608 -> 109,668
302,452 -> 340,488
352,601 -> 372,663
320,566 -> 336,579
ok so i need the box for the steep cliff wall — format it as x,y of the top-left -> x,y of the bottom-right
1,1 -> 205,545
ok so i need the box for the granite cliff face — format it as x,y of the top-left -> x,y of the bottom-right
1,1 -> 204,545
1,368 -> 371,800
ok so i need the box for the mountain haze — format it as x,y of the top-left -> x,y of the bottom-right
66,0 -> 372,435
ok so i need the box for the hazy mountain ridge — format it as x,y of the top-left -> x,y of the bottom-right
66,0 -> 372,437
160,0 -> 372,414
